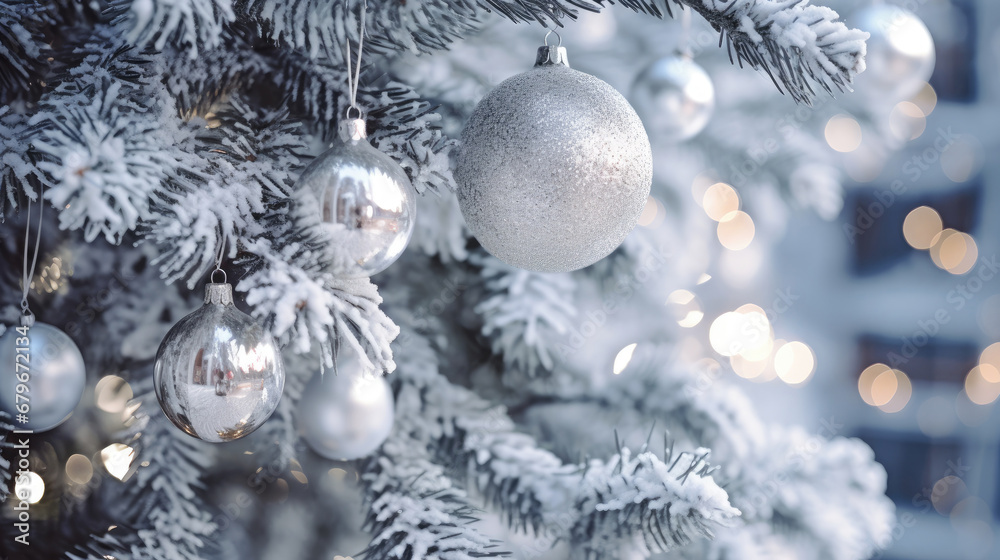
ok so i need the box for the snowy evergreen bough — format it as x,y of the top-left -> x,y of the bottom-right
0,0 -> 896,559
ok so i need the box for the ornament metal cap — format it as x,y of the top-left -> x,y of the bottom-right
339,117 -> 368,143
205,282 -> 234,306
535,45 -> 569,68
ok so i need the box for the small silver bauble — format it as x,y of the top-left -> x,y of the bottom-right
454,44 -> 653,273
298,348 -> 394,460
631,54 -> 715,142
0,319 -> 85,431
853,5 -> 935,100
154,282 -> 284,442
293,117 -> 417,278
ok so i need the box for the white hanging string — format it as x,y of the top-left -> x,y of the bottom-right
344,0 -> 368,118
20,187 -> 45,318
212,230 -> 228,284
680,6 -> 693,58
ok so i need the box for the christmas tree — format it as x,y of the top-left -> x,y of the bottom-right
0,1 -> 902,559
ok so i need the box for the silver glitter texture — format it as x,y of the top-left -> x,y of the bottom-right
293,118 -> 416,278
0,322 -> 86,432
454,47 -> 652,272
154,283 -> 285,443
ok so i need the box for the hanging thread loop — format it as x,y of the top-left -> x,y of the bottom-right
212,230 -> 229,284
344,1 -> 368,119
544,28 -> 562,47
20,184 -> 45,317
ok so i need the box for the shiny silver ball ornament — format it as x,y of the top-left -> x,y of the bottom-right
298,349 -> 394,460
854,5 -> 935,100
454,45 -> 653,272
0,319 -> 85,432
154,282 -> 285,442
293,118 -> 417,278
631,54 -> 715,142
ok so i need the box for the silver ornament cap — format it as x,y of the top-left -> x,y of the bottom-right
454,44 -> 653,272
154,282 -> 285,442
0,322 -> 86,432
292,117 -> 417,278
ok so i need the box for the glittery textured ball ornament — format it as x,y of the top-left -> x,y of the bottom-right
454,44 -> 652,272
853,5 -> 935,100
631,54 -> 715,142
0,318 -> 85,432
298,348 -> 394,461
154,282 -> 285,442
293,117 -> 416,278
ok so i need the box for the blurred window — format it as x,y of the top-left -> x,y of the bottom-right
857,334 -> 978,384
848,182 -> 981,275
925,0 -> 978,103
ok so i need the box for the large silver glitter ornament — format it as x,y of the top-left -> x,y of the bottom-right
853,5 -> 935,101
293,118 -> 416,278
0,319 -> 85,432
631,54 -> 715,142
454,44 -> 652,272
298,348 -> 394,461
154,282 -> 284,442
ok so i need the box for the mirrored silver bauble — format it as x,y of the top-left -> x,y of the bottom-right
298,348 -> 394,460
154,283 -> 284,442
293,118 -> 417,278
454,45 -> 653,273
0,321 -> 85,431
854,5 -> 935,101
631,54 -> 715,142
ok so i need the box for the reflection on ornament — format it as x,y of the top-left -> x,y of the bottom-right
0,321 -> 86,432
293,118 -> 416,278
454,44 -> 652,272
154,283 -> 284,442
854,5 -> 935,101
299,348 -> 394,461
631,54 -> 715,142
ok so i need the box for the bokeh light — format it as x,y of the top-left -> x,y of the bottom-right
889,101 -> 926,141
717,211 -> 755,250
702,183 -> 740,221
902,206 -> 943,250
878,370 -> 912,413
965,366 -> 1000,405
66,454 -> 94,485
101,443 -> 136,481
637,196 -> 666,228
95,375 -> 134,414
825,114 -> 863,152
929,230 -> 978,274
613,343 -> 638,375
774,341 -> 815,385
666,289 -> 704,328
978,344 -> 1000,382
15,472 -> 45,504
859,363 -> 892,406
911,82 -> 937,116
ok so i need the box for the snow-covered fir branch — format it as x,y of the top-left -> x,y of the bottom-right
109,0 -> 235,58
0,0 -> 49,105
674,0 -> 869,104
472,252 -> 577,377
383,326 -> 739,557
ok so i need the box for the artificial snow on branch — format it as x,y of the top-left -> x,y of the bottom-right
109,0 -> 235,58
0,0 -> 49,105
673,0 -> 869,104
472,252 -> 577,376
145,97 -> 304,287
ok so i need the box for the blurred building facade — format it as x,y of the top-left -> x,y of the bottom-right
774,1 -> 1000,559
